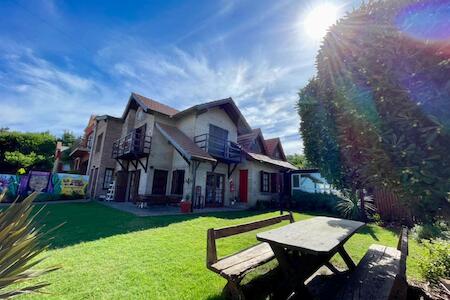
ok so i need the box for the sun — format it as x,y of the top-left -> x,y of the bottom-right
303,3 -> 339,40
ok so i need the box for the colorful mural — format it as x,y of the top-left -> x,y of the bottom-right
0,172 -> 89,201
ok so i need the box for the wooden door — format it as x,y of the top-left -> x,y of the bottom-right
115,171 -> 128,202
152,169 -> 168,195
239,170 -> 248,203
128,170 -> 140,202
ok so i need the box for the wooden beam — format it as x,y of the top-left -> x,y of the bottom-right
228,163 -> 238,178
211,161 -> 219,172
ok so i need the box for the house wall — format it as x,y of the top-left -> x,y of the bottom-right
194,107 -> 238,142
88,117 -> 122,198
236,159 -> 283,207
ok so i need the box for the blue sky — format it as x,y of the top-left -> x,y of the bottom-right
0,0 -> 362,154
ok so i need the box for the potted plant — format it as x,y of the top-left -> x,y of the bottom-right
180,194 -> 192,213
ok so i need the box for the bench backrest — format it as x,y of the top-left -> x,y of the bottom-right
207,212 -> 294,267
390,226 -> 409,300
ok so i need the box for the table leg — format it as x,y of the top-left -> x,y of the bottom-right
338,245 -> 356,270
270,245 -> 328,299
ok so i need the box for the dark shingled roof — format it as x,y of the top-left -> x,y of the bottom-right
237,128 -> 268,154
155,122 -> 216,163
264,137 -> 287,161
131,92 -> 179,116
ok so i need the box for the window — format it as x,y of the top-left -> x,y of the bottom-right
95,133 -> 103,153
171,170 -> 185,195
136,108 -> 144,120
103,168 -> 114,189
292,174 -> 300,188
260,171 -> 270,192
152,169 -> 168,195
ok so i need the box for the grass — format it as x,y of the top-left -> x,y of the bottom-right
15,202 -> 427,299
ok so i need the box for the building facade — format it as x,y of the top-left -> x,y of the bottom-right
88,93 -> 296,208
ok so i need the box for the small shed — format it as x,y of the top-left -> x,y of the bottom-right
290,169 -> 331,196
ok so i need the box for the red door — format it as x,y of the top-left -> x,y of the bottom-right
239,170 -> 248,203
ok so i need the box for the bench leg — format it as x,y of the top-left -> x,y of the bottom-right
222,280 -> 245,300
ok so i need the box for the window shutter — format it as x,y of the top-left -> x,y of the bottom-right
260,171 -> 264,192
270,173 -> 278,193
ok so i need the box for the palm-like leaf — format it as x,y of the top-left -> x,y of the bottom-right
0,192 -> 60,298
336,190 -> 376,220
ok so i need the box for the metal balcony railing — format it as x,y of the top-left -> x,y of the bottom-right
194,133 -> 241,163
112,129 -> 151,159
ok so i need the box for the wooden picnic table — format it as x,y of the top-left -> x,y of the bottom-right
256,216 -> 365,298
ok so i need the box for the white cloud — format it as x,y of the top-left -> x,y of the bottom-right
0,41 -> 305,154
96,44 -> 305,154
0,45 -> 122,135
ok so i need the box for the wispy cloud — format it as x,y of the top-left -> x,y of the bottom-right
96,42 -> 307,153
0,43 -> 122,135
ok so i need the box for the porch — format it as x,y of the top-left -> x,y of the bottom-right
99,200 -> 248,217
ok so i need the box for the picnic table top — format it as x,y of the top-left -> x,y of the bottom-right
256,216 -> 365,255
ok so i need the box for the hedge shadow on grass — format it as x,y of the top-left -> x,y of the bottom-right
35,202 -> 271,249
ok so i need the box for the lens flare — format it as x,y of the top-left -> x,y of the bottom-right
395,0 -> 450,41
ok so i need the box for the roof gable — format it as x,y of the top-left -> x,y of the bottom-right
173,97 -> 252,135
264,138 -> 287,161
122,93 -> 179,119
237,128 -> 268,155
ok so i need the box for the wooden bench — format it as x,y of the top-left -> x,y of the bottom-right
207,213 -> 294,299
335,227 -> 409,300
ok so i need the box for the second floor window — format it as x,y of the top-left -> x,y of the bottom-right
95,133 -> 104,153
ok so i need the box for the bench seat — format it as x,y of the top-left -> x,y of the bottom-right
211,242 -> 274,279
335,244 -> 403,300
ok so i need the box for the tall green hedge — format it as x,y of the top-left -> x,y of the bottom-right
298,0 -> 450,221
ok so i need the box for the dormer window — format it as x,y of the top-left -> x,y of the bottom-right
136,108 -> 144,121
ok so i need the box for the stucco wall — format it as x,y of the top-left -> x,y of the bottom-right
236,159 -> 283,206
195,107 -> 238,142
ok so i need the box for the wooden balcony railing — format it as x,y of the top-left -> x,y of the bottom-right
112,129 -> 151,160
194,133 -> 241,163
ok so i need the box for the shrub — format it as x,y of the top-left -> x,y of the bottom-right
411,221 -> 450,242
291,191 -> 340,214
336,191 -> 376,220
419,239 -> 450,284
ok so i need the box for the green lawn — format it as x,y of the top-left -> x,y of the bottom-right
17,202 -> 426,299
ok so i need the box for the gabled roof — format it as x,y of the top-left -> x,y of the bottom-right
237,128 -> 268,154
173,97 -> 252,135
264,138 -> 287,161
155,122 -> 216,163
122,93 -> 179,118
246,152 -> 297,170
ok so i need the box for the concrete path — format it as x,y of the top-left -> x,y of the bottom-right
98,200 -> 248,217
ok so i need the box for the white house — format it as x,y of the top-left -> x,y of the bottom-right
87,93 -> 297,208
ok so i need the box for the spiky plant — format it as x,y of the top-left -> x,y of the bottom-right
336,190 -> 376,220
0,192 -> 60,298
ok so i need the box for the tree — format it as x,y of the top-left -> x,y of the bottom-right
60,130 -> 77,147
4,151 -> 47,169
0,131 -> 56,173
298,0 -> 450,221
286,154 -> 313,169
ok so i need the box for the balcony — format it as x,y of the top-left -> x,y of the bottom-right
194,133 -> 241,163
69,137 -> 91,158
112,129 -> 151,160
